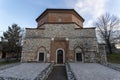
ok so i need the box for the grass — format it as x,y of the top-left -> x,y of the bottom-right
0,60 -> 20,66
107,53 -> 120,64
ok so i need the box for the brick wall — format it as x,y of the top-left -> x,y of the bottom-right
37,12 -> 83,27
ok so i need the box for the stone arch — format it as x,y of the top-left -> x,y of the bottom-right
74,46 -> 85,62
36,46 -> 47,62
73,45 -> 84,54
36,46 -> 47,52
56,48 -> 65,64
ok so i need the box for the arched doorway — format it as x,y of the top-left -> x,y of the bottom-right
56,49 -> 64,64
37,46 -> 46,62
74,47 -> 83,62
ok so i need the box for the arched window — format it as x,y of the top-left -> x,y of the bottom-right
37,46 -> 46,62
74,47 -> 83,62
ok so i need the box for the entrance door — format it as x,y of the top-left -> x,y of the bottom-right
39,53 -> 44,62
76,53 -> 82,61
57,50 -> 63,64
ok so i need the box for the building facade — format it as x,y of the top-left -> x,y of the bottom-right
21,9 -> 106,64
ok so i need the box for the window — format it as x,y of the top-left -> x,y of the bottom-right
39,53 -> 44,61
76,53 -> 82,61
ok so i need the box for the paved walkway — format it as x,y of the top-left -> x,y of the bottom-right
110,63 -> 120,68
69,63 -> 120,80
105,63 -> 120,72
47,65 -> 68,80
0,63 -> 50,80
108,63 -> 120,68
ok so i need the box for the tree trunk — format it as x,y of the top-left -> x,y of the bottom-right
106,40 -> 112,54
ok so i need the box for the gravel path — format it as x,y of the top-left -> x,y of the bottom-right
70,63 -> 120,80
0,63 -> 50,80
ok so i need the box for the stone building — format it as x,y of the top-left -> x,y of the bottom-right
0,42 -> 2,59
21,9 -> 106,64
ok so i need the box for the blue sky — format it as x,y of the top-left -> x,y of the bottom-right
0,0 -> 120,37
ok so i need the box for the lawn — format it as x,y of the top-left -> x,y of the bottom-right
107,53 -> 120,63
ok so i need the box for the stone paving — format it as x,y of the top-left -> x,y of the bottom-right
46,65 -> 67,80
69,63 -> 120,80
0,63 -> 50,80
108,63 -> 120,69
105,63 -> 120,72
110,63 -> 120,68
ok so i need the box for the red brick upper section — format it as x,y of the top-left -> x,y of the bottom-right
36,9 -> 84,28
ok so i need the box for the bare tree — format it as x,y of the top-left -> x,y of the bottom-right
94,13 -> 120,54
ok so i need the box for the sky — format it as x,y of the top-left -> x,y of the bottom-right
0,0 -> 120,37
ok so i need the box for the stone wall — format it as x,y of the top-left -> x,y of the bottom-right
22,23 -> 106,63
21,38 -> 51,62
25,24 -> 96,38
98,44 -> 107,64
68,37 -> 99,63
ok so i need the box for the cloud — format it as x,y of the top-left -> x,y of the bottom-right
119,15 -> 120,18
68,0 -> 109,27
74,0 -> 108,18
84,20 -> 93,27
